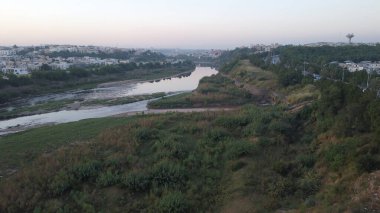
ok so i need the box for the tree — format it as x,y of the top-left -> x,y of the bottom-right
40,64 -> 52,71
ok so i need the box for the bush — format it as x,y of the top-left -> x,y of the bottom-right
71,160 -> 102,181
243,122 -> 268,136
278,70 -> 302,87
268,120 -> 292,134
272,161 -> 294,176
225,140 -> 255,160
96,171 -> 121,187
296,154 -> 316,168
304,197 -> 316,207
206,128 -> 231,142
297,172 -> 321,196
49,171 -> 72,196
267,177 -> 296,198
70,191 -> 96,213
356,154 -> 380,173
214,115 -> 249,129
157,192 -> 190,213
123,171 -> 151,192
153,137 -> 189,160
242,109 -> 275,136
135,128 -> 159,142
150,161 -> 187,188
231,161 -> 248,172
324,140 -> 358,171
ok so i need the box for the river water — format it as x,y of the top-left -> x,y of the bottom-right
0,67 -> 217,135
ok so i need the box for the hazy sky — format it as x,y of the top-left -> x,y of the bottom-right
1,0 -> 379,49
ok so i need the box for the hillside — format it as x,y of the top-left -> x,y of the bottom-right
1,47 -> 380,212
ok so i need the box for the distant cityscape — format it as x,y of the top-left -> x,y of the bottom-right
0,45 -> 223,76
1,42 -> 380,77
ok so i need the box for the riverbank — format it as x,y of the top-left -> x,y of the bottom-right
0,94 -> 169,135
0,69 -> 195,121
97,70 -> 192,88
0,67 -> 218,135
0,63 -> 195,105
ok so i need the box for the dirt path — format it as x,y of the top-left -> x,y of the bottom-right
287,101 -> 314,114
112,107 -> 239,117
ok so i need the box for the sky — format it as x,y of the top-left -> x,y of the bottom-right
1,0 -> 380,49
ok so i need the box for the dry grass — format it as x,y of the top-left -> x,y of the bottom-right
286,84 -> 321,105
352,171 -> 380,211
229,60 -> 279,90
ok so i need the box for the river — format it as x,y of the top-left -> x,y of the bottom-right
0,67 -> 218,135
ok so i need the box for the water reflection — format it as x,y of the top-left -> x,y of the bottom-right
85,67 -> 217,100
0,100 -> 150,135
0,67 -> 218,135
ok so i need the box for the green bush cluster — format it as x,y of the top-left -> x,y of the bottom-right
157,192 -> 190,213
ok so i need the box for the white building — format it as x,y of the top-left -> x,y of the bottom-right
0,50 -> 16,56
50,62 -> 71,70
1,67 -> 30,75
339,61 -> 364,72
339,61 -> 380,73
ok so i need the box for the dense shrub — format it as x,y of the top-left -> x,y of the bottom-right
157,192 -> 190,213
71,160 -> 101,181
267,177 -> 296,198
123,171 -> 151,192
150,161 -> 187,188
206,127 -> 231,142
224,140 -> 255,160
297,172 -> 321,197
214,115 -> 249,129
69,191 -> 96,213
296,154 -> 316,168
153,138 -> 189,160
324,140 -> 358,171
96,171 -> 121,187
356,154 -> 380,173
230,161 -> 248,171
268,120 -> 292,134
49,171 -> 73,196
278,70 -> 303,87
272,161 -> 297,177
135,128 -> 159,142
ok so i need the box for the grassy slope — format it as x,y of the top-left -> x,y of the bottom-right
149,60 -> 320,109
227,60 -> 278,90
148,74 -> 254,108
149,60 -> 276,109
0,116 -> 143,174
1,104 -> 377,212
0,106 -> 316,212
0,59 -> 379,212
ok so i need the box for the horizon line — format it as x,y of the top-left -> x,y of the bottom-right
1,41 -> 380,50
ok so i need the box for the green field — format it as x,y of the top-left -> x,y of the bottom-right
0,116 -> 144,175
